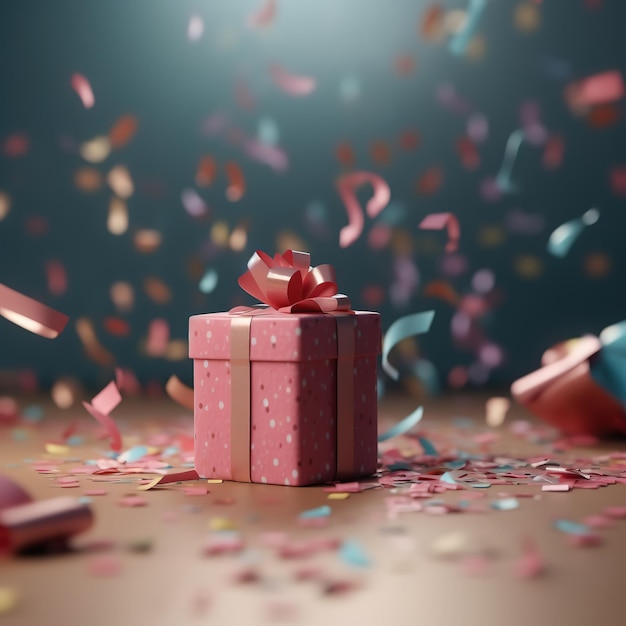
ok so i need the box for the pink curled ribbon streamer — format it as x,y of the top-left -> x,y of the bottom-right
238,249 -> 351,313
336,171 -> 391,248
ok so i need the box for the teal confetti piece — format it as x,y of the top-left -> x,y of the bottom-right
495,129 -> 525,192
378,406 -> 424,442
339,539 -> 371,568
418,436 -> 438,456
491,497 -> 519,511
547,208 -> 599,258
440,472 -> 457,484
590,320 -> 626,405
299,505 -> 331,519
22,405 -> 44,422
554,519 -> 590,535
199,268 -> 218,294
66,436 -> 84,447
449,0 -> 488,56
119,445 -> 149,463
382,311 -> 435,381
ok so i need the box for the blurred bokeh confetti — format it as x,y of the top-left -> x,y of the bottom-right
0,0 -> 625,394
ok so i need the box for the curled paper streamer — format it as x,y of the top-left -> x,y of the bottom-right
418,212 -> 461,253
0,495 -> 93,554
82,381 -> 123,452
70,73 -> 95,109
336,172 -> 391,248
0,282 -> 69,339
378,405 -> 424,442
449,0 -> 487,56
382,311 -> 435,381
269,63 -> 316,97
165,375 -> 194,410
495,129 -> 525,192
547,208 -> 599,258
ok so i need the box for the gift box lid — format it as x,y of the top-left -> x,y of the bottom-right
189,310 -> 381,362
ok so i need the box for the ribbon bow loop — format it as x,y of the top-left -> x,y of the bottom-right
238,250 -> 351,313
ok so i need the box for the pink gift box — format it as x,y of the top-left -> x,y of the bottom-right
189,309 -> 381,486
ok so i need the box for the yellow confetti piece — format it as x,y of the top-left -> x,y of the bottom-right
206,479 -> 223,484
45,442 -> 70,456
208,517 -> 236,531
327,493 -> 350,500
0,587 -> 19,614
137,476 -> 162,491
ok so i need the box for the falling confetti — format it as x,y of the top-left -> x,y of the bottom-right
547,208 -> 600,258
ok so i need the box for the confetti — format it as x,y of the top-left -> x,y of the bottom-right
565,70 -> 625,112
382,310 -> 435,380
246,0 -> 276,29
82,381 -> 123,452
225,161 -> 245,201
514,537 -> 546,580
108,115 -> 138,148
269,63 -> 316,97
0,587 -> 19,615
339,539 -> 371,568
449,0 -> 487,56
70,73 -> 95,108
547,208 -> 599,258
485,397 -> 510,427
136,469 -> 200,491
495,129 -> 525,192
418,212 -> 461,253
0,282 -> 69,339
187,14 -> 204,41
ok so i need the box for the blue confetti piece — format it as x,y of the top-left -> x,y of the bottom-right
119,445 -> 149,463
339,539 -> 371,568
387,461 -> 412,471
378,405 -> 424,443
161,446 -> 180,458
491,497 -> 519,511
22,405 -> 44,422
440,472 -> 457,484
547,208 -> 599,258
257,117 -> 280,146
444,460 -> 467,470
495,129 -> 525,192
418,436 -> 438,456
299,505 -> 331,519
66,436 -> 84,447
199,268 -> 218,294
449,0 -> 487,56
79,496 -> 92,505
554,519 -> 590,536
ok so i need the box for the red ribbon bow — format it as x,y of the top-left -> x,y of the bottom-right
238,250 -> 351,313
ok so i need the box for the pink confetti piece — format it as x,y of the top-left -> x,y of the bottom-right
146,318 -> 169,357
603,505 -> 626,519
117,495 -> 147,507
246,0 -> 276,28
566,70 -> 624,109
182,486 -> 208,496
419,212 -> 460,253
82,381 -> 123,452
203,534 -> 245,556
336,171 -> 391,247
0,282 -> 69,339
244,139 -> 288,172
583,515 -> 614,529
70,73 -> 95,109
83,489 -> 107,497
45,260 -> 68,296
269,63 -> 316,96
514,537 -> 546,580
88,555 -> 122,577
541,484 -> 571,492
568,533 -> 603,548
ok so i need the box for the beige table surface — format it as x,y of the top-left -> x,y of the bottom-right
1,392 -> 626,626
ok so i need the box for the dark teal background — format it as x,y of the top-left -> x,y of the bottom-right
0,0 -> 625,392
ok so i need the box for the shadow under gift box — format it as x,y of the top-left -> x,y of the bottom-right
189,310 -> 381,486
511,335 -> 626,437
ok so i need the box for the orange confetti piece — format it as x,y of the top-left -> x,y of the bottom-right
108,114 -> 138,148
423,280 -> 460,306
45,260 -> 68,296
103,316 -> 130,337
335,142 -> 355,166
196,155 -> 217,187
370,140 -> 391,166
70,73 -> 95,109
225,161 -> 246,201
587,103 -> 622,128
420,4 -> 445,40
415,166 -> 443,195
455,136 -> 480,170
143,276 -> 172,305
74,167 -> 103,192
398,129 -> 421,151
165,375 -> 194,410
542,135 -> 564,170
75,317 -> 115,367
